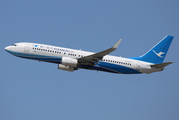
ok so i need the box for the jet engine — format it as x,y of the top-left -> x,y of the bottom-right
58,57 -> 78,72
58,64 -> 78,72
61,57 -> 78,67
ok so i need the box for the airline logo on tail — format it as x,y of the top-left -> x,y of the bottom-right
153,50 -> 165,58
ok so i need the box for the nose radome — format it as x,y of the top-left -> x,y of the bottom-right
5,46 -> 11,51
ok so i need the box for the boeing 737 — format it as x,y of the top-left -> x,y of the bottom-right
5,35 -> 173,74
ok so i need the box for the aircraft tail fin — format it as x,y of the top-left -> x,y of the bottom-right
130,35 -> 174,64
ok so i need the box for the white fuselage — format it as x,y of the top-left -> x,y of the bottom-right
5,42 -> 163,74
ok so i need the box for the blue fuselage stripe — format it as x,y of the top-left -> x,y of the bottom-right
96,62 -> 141,74
7,50 -> 141,74
7,50 -> 62,63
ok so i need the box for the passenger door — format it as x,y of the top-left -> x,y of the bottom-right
24,43 -> 29,54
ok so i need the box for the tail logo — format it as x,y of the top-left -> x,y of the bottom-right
153,50 -> 165,58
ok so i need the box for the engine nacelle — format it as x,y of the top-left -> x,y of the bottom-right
61,57 -> 78,67
58,64 -> 77,72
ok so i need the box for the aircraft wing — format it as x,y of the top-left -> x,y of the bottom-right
78,39 -> 122,65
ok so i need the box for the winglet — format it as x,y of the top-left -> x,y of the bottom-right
113,39 -> 122,49
78,39 -> 122,64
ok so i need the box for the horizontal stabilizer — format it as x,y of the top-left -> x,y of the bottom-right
150,62 -> 173,68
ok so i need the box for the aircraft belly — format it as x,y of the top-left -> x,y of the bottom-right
97,62 -> 141,74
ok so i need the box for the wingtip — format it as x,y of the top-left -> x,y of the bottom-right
113,39 -> 122,49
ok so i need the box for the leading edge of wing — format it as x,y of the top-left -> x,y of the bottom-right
78,39 -> 122,64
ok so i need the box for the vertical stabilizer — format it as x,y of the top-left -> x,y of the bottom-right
130,35 -> 174,63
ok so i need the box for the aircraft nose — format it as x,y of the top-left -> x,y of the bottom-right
5,46 -> 11,51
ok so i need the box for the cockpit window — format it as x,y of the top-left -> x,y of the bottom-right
12,44 -> 17,46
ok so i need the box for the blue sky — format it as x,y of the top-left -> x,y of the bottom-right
1,0 -> 179,120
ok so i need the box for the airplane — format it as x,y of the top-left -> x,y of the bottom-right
5,35 -> 173,74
